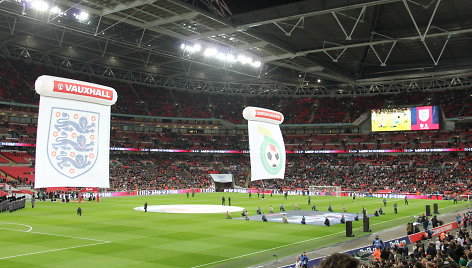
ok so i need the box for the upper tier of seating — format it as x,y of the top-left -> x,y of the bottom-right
1,57 -> 471,124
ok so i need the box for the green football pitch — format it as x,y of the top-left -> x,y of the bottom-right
0,193 -> 468,268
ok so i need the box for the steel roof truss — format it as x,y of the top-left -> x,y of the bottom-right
331,6 -> 367,41
369,41 -> 397,66
272,17 -> 304,37
101,0 -> 157,16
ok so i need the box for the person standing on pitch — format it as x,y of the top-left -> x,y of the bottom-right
221,196 -> 225,206
404,196 -> 408,205
393,203 -> 398,214
383,198 -> 387,206
31,196 -> 35,208
228,197 -> 231,206
144,202 -> 148,212
77,207 -> 82,216
307,196 -> 311,205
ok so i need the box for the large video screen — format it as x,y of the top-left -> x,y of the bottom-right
371,106 -> 440,132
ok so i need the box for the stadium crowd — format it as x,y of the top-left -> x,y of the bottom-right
1,55 -> 472,268
0,56 -> 471,197
105,152 -> 472,195
1,57 -> 472,124
1,151 -> 471,196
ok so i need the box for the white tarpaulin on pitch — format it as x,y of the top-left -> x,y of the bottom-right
243,107 -> 285,181
210,174 -> 233,183
34,75 -> 117,188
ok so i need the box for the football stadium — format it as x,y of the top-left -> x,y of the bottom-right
0,0 -> 471,267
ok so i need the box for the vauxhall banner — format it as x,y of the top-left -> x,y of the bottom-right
243,107 -> 285,181
34,75 -> 117,188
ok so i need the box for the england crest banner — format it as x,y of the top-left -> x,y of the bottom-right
34,75 -> 117,188
243,107 -> 285,181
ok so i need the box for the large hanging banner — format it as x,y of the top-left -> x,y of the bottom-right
243,107 -> 285,181
210,174 -> 233,183
34,75 -> 117,188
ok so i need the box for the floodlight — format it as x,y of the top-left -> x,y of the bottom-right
76,11 -> 89,22
31,0 -> 49,12
252,61 -> 262,68
216,52 -> 226,61
204,48 -> 217,57
193,44 -> 201,52
180,42 -> 263,68
226,54 -> 236,63
237,55 -> 252,65
49,6 -> 62,15
182,44 -> 201,53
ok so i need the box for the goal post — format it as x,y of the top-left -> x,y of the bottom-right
309,185 -> 342,197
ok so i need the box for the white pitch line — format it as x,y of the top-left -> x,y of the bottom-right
0,222 -> 33,232
0,241 -> 110,260
0,227 -> 110,243
192,204 -> 465,268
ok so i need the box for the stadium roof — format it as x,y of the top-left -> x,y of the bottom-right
0,0 -> 471,96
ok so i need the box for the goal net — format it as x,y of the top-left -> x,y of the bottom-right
309,185 -> 342,197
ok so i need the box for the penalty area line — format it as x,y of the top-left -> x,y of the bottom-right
191,205 -> 465,268
0,241 -> 111,260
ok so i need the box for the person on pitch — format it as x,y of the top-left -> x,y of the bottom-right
262,214 -> 268,222
324,216 -> 330,227
283,214 -> 288,223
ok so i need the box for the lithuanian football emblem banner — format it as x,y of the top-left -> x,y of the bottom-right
243,107 -> 285,181
34,75 -> 117,188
